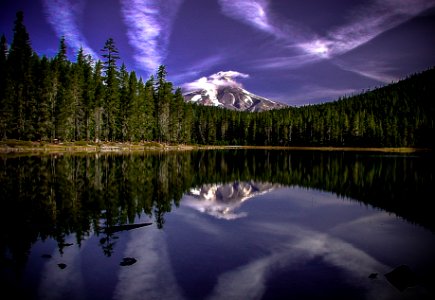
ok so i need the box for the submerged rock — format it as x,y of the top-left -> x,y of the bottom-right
57,263 -> 67,269
384,265 -> 418,291
120,257 -> 137,266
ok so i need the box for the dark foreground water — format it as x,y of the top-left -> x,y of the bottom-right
1,150 -> 434,300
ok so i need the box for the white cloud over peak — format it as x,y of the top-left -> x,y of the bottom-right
120,0 -> 183,75
210,71 -> 249,80
42,0 -> 98,59
182,71 -> 249,92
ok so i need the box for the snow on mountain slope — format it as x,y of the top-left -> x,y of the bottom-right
182,71 -> 287,112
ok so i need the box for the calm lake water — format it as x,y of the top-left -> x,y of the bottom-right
1,150 -> 434,300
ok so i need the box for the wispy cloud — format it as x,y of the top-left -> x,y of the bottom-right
220,0 -> 435,71
318,0 -> 435,57
169,54 -> 227,84
120,0 -> 183,75
268,85 -> 357,106
295,86 -> 358,105
252,54 -> 321,70
218,0 -> 273,34
42,0 -> 98,59
218,0 -> 307,40
333,58 -> 399,83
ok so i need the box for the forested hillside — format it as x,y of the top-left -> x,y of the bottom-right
251,69 -> 435,147
1,12 -> 434,147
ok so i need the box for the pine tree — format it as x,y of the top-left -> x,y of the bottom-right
7,11 -> 34,139
92,60 -> 105,143
181,103 -> 193,144
155,65 -> 171,142
76,48 -> 94,141
69,52 -> 86,140
101,38 -> 120,141
46,57 -> 59,141
170,88 -> 185,143
139,76 -> 155,141
33,56 -> 53,140
0,34 -> 10,139
54,36 -> 73,140
126,71 -> 139,141
118,63 -> 130,141
57,36 -> 67,62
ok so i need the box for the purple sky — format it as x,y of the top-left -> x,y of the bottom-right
1,0 -> 435,105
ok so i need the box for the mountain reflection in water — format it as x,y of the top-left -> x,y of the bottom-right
184,181 -> 280,219
0,150 -> 434,299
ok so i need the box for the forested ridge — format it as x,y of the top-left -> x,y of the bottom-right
1,12 -> 434,147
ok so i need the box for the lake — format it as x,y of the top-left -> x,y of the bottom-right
1,150 -> 434,299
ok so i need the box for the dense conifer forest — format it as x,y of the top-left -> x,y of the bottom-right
1,12 -> 434,147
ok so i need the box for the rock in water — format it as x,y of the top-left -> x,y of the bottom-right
120,257 -> 137,266
384,265 -> 418,291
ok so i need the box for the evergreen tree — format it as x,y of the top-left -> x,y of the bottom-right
101,38 -> 120,141
7,11 -> 34,139
126,71 -> 139,141
76,48 -> 95,141
118,63 -> 130,141
170,88 -> 185,143
54,37 -> 73,140
139,76 -> 155,141
181,103 -> 193,144
57,36 -> 67,61
69,52 -> 86,140
155,65 -> 171,142
33,56 -> 53,140
92,60 -> 105,142
0,34 -> 10,139
46,56 -> 59,141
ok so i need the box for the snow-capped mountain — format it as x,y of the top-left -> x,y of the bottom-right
182,181 -> 280,220
182,71 -> 287,112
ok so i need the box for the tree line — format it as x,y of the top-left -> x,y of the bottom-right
1,12 -> 434,147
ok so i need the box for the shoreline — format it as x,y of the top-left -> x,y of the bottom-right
0,141 -> 431,154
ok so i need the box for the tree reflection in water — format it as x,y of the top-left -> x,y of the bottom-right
0,150 -> 433,263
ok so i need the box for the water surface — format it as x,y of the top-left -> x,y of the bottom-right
1,150 -> 434,299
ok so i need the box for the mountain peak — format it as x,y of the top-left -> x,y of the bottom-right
182,71 -> 287,112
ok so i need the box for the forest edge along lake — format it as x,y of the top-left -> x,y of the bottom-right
0,140 -> 431,154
